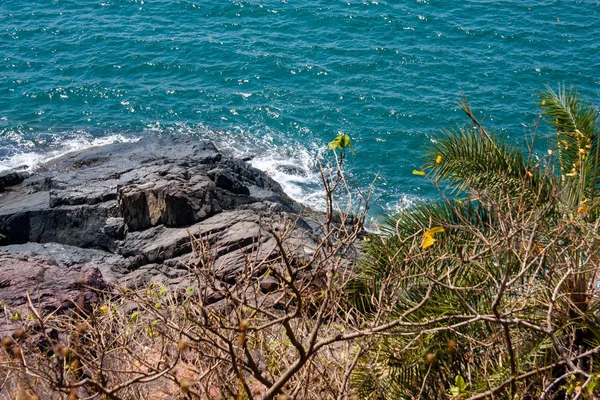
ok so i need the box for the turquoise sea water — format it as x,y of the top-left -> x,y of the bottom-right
1,1 -> 599,214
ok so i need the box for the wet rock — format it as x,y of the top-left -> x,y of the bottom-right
209,168 -> 251,195
0,136 -> 298,249
118,177 -> 221,231
276,164 -> 307,177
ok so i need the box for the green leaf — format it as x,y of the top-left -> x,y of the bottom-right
328,133 -> 354,154
588,379 -> 597,393
449,376 -> 467,398
130,311 -> 138,323
541,84 -> 600,204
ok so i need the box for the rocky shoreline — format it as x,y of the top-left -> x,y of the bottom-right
0,136 -> 316,334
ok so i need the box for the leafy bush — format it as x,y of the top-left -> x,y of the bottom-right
350,85 -> 600,399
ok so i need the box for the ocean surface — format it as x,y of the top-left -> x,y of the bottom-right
1,0 -> 599,215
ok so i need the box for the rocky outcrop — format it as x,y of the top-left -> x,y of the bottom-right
0,136 -> 314,331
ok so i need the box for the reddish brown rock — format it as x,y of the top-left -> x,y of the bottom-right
0,252 -> 107,335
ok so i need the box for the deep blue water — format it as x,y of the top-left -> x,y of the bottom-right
1,0 -> 599,214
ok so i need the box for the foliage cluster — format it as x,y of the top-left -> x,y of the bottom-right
351,85 -> 600,399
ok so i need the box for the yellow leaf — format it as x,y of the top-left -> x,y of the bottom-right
541,99 -> 546,106
421,234 -> 436,249
426,227 -> 445,234
412,170 -> 426,176
328,133 -> 353,153
436,155 -> 442,164
422,227 -> 445,249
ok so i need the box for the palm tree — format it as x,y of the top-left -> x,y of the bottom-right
348,86 -> 600,399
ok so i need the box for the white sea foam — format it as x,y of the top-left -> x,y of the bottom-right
386,194 -> 421,213
248,148 -> 326,210
0,134 -> 140,173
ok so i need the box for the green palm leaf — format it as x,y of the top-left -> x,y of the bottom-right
541,84 -> 600,206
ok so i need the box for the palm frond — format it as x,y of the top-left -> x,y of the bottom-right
349,200 -> 491,313
422,126 -> 550,206
542,84 -> 600,204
